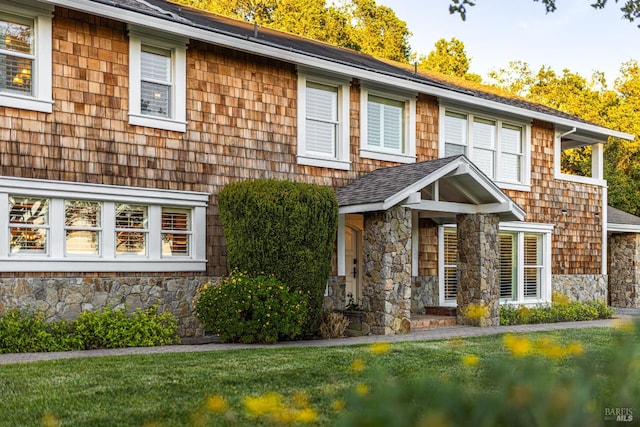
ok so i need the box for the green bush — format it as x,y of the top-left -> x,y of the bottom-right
218,179 -> 338,336
500,300 -> 614,326
194,271 -> 308,344
0,306 -> 178,353
74,306 -> 178,350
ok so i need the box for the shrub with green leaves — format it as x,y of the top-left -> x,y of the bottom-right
500,300 -> 614,326
218,179 -> 338,336
0,306 -> 178,353
194,271 -> 308,344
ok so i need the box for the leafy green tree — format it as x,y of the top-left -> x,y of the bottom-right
449,0 -> 640,25
417,37 -> 481,82
173,0 -> 412,62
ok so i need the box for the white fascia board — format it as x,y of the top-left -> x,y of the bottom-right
0,259 -> 207,273
499,221 -> 554,233
607,223 -> 640,234
338,202 -> 385,214
0,176 -> 210,206
403,200 -> 521,217
43,0 -> 634,142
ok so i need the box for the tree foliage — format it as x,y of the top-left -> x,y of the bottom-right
417,37 -> 481,82
173,0 -> 412,62
449,0 -> 640,25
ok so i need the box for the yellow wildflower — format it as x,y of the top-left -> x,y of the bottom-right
243,392 -> 285,417
565,341 -> 584,357
462,354 -> 479,367
350,358 -> 365,373
503,334 -> 531,357
205,395 -> 228,413
613,318 -> 635,332
331,399 -> 346,412
355,384 -> 369,395
293,408 -> 318,423
370,342 -> 391,355
42,412 -> 61,427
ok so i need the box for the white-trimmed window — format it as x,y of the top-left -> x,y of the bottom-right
441,108 -> 530,190
297,73 -> 350,170
439,223 -> 551,306
361,87 -> 416,163
0,176 -> 208,272
0,3 -> 53,113
128,26 -> 187,132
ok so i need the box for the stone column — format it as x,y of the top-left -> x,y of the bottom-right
362,205 -> 412,335
608,233 -> 640,308
456,213 -> 500,326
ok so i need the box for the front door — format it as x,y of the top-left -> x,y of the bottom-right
344,225 -> 361,307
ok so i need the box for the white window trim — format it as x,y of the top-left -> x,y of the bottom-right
296,72 -> 351,170
553,132 -> 606,187
438,222 -> 552,306
128,26 -> 187,132
0,176 -> 208,272
360,86 -> 416,164
0,1 -> 53,113
439,105 -> 532,191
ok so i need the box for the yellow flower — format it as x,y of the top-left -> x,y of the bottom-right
205,395 -> 228,413
565,342 -> 584,356
42,412 -> 60,427
613,318 -> 635,332
350,358 -> 365,373
331,399 -> 346,412
355,384 -> 369,395
370,342 -> 391,355
243,392 -> 285,417
462,354 -> 479,367
293,407 -> 318,423
503,334 -> 531,357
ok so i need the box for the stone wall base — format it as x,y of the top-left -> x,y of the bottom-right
411,276 -> 438,314
0,276 -> 213,337
324,275 -> 347,311
552,274 -> 607,303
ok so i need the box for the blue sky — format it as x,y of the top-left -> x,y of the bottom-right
377,0 -> 638,85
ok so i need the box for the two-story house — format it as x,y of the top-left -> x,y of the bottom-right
0,0 -> 635,336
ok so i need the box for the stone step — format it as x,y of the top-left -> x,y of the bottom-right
410,314 -> 457,330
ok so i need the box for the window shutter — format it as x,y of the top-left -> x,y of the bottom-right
305,82 -> 338,156
523,234 -> 541,298
499,233 -> 515,300
443,228 -> 458,301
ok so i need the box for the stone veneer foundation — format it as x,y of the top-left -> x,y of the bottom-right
411,276 -> 438,313
456,213 -> 500,326
362,206 -> 412,335
552,274 -> 607,303
0,276 -> 213,337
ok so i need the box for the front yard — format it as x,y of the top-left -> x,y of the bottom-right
0,325 -> 636,426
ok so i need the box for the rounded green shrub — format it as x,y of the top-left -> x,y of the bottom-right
218,179 -> 338,336
194,271 -> 309,344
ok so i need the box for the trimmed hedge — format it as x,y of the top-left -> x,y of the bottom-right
218,179 -> 338,335
500,300 -> 614,326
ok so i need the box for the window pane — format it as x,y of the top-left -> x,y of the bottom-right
524,267 -> 540,298
141,48 -> 170,82
0,54 -> 32,94
473,117 -> 495,149
141,81 -> 170,118
65,201 -> 101,256
473,148 -> 494,177
444,267 -> 457,301
162,208 -> 190,257
524,234 -> 542,265
444,111 -> 467,150
501,153 -> 521,182
65,200 -> 101,227
116,204 -> 147,255
9,197 -> 48,225
445,143 -> 465,157
368,95 -> 404,152
499,233 -> 515,300
66,230 -> 99,255
502,124 -> 522,154
10,227 -> 47,254
306,82 -> 337,121
443,228 -> 457,302
306,120 -> 336,156
0,17 -> 33,54
162,209 -> 190,231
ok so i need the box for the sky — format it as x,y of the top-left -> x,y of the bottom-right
376,0 -> 638,85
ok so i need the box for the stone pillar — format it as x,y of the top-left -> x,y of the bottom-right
456,213 -> 500,326
608,233 -> 640,308
362,205 -> 412,335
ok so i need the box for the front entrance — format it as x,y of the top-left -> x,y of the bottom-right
344,225 -> 362,306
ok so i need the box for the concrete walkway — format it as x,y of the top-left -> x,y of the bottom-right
1,313 -> 636,365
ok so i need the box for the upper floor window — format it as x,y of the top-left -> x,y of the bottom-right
128,27 -> 187,132
441,108 -> 530,189
0,3 -> 53,113
0,176 -> 208,272
360,87 -> 416,164
296,73 -> 350,170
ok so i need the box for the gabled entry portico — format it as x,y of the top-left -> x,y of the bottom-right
336,155 -> 525,334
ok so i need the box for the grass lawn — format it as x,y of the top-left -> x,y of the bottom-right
0,328 -> 623,426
